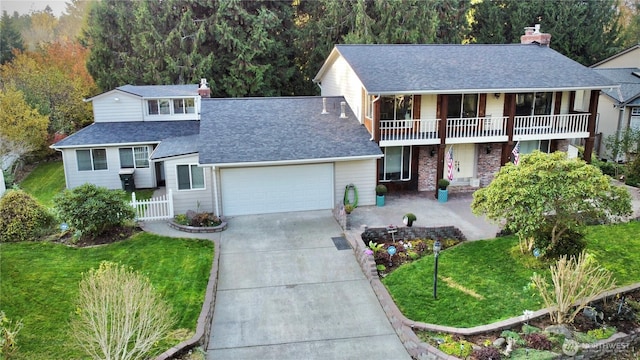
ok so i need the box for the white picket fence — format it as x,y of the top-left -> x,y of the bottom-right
130,189 -> 174,221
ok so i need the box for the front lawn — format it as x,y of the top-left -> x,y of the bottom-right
0,233 -> 214,360
383,221 -> 640,327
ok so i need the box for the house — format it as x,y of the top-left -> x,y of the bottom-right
53,25 -> 618,216
52,80 -> 382,216
313,25 -> 617,193
590,44 -> 640,160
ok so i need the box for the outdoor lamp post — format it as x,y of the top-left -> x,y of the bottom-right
433,240 -> 441,299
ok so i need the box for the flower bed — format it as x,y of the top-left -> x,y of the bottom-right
361,225 -> 465,276
169,211 -> 227,233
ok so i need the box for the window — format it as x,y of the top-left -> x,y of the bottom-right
516,92 -> 553,116
177,164 -> 205,190
379,95 -> 413,120
518,140 -> 550,154
366,95 -> 374,119
378,146 -> 411,181
173,98 -> 195,114
447,94 -> 478,118
631,108 -> 640,131
119,147 -> 149,168
148,98 -> 195,116
76,149 -> 107,171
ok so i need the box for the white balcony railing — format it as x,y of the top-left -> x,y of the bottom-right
379,119 -> 439,142
514,113 -> 589,137
379,113 -> 590,145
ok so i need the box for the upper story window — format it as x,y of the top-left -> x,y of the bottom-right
77,149 -> 107,171
380,95 -> 413,120
147,98 -> 195,116
119,147 -> 149,169
366,95 -> 374,119
516,92 -> 553,116
447,94 -> 478,118
173,98 -> 196,114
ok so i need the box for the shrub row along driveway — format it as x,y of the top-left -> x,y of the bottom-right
206,210 -> 410,359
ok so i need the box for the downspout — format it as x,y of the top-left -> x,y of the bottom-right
212,166 -> 220,216
371,95 -> 381,141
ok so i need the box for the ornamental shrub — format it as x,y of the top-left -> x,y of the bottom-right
0,189 -> 53,242
53,184 -> 135,239
524,333 -> 553,351
471,346 -> 502,360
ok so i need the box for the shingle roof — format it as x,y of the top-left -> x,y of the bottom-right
593,68 -> 640,104
197,97 -> 382,165
116,84 -> 199,97
51,121 -> 200,148
150,134 -> 199,159
329,44 -> 617,93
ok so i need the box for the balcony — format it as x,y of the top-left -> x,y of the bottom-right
379,113 -> 590,146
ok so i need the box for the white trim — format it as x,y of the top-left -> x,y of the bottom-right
52,141 -> 161,150
203,154 -> 383,168
369,86 -> 619,96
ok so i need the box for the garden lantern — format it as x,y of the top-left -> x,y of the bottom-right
433,240 -> 441,299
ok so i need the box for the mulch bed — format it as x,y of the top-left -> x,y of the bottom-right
52,225 -> 141,247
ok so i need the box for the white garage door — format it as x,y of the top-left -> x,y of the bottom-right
220,163 -> 334,216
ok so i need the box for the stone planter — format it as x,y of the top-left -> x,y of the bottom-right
168,219 -> 227,233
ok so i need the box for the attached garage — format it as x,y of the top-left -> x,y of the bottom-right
220,163 -> 334,216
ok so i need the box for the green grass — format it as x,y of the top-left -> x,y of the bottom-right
18,160 -> 157,207
18,160 -> 65,207
0,233 -> 214,360
382,222 -> 640,327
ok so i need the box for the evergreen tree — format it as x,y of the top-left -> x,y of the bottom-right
470,0 -> 622,66
0,11 -> 24,64
84,0 -> 138,90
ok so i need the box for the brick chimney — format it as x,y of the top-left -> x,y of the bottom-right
520,24 -> 551,47
197,78 -> 211,98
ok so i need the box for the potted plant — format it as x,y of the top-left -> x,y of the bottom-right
403,213 -> 417,227
375,184 -> 387,207
438,179 -> 450,203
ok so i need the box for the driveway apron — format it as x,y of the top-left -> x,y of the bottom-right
207,210 -> 410,359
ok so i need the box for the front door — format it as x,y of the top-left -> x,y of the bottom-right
155,161 -> 165,187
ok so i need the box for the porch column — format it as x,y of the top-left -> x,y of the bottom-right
502,93 -> 516,166
374,98 -> 381,142
583,89 -> 600,164
435,95 -> 448,198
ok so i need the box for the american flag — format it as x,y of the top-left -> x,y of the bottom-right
446,146 -> 454,181
512,141 -> 520,165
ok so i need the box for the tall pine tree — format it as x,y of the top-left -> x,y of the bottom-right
470,0 -> 622,65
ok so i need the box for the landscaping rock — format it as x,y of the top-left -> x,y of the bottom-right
493,337 -> 506,347
545,324 -> 574,339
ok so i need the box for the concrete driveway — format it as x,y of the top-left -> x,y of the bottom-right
206,210 -> 411,360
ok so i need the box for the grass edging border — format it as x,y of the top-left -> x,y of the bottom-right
154,235 -> 220,360
345,230 -> 640,360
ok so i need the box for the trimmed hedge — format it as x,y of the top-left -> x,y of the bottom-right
0,189 -> 53,242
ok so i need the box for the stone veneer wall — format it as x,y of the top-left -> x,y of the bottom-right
361,226 -> 466,243
418,147 -> 439,191
475,143 -> 502,188
417,144 -> 502,192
